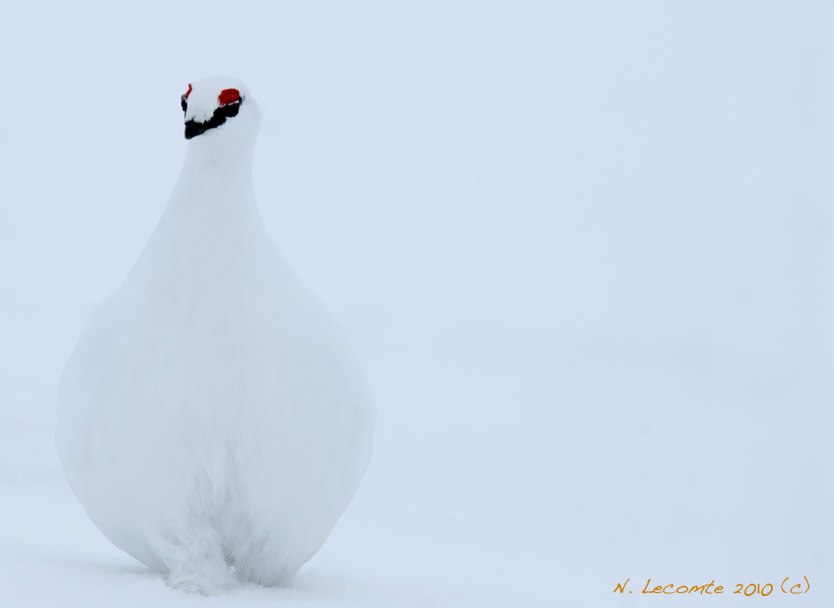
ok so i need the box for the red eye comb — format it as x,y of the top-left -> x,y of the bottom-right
183,84 -> 192,100
218,88 -> 241,106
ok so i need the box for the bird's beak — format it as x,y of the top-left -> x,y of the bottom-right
184,120 -> 208,140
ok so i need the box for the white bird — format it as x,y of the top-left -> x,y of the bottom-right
56,77 -> 375,595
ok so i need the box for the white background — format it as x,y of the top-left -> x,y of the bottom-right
1,1 -> 832,605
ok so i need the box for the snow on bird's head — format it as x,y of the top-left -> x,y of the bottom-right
180,77 -> 257,141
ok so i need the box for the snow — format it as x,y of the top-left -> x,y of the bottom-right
1,1 -> 833,606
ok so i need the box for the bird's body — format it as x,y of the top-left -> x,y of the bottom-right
55,78 -> 375,594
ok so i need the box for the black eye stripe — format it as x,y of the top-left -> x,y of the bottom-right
181,97 -> 188,113
183,98 -> 244,139
217,101 -> 240,118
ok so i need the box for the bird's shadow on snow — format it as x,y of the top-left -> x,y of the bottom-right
46,554 -> 159,580
47,553 -> 374,601
233,567 -> 374,602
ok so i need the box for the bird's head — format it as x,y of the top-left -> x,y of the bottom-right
180,77 -> 260,143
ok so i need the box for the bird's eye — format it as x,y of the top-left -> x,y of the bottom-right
181,97 -> 187,113
217,101 -> 240,118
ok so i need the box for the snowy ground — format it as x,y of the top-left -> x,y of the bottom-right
1,1 -> 833,606
2,333 -> 831,606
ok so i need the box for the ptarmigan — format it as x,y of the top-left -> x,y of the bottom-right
55,77 -> 375,594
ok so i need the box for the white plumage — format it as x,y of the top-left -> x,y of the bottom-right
55,77 -> 375,594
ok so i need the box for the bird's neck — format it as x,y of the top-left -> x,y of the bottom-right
131,133 -> 279,294
168,139 -> 261,223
